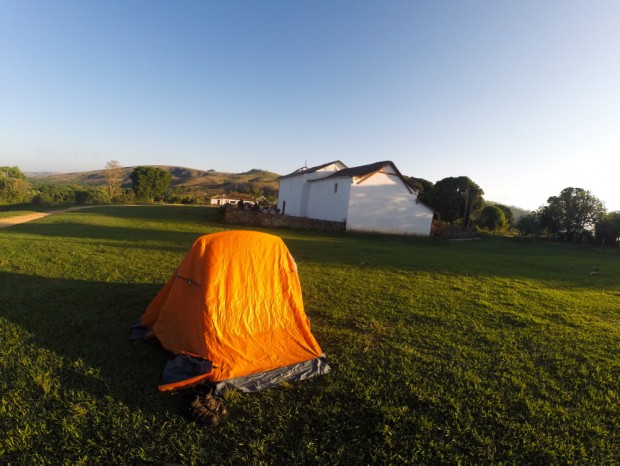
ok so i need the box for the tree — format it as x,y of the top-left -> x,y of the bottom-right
516,213 -> 540,237
0,166 -> 31,204
404,176 -> 433,202
494,204 -> 514,226
31,183 -> 84,206
595,211 -> 620,246
424,176 -> 484,226
130,166 -> 173,203
537,203 -> 561,239
543,187 -> 606,241
478,205 -> 507,232
104,160 -> 124,203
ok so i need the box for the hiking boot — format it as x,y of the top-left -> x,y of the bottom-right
194,383 -> 229,419
186,394 -> 219,426
183,384 -> 228,426
201,394 -> 229,419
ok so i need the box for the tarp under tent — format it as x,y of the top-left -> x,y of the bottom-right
131,230 -> 331,393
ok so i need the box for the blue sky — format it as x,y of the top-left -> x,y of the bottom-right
1,1 -> 619,211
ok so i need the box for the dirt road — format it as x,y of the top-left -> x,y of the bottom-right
0,206 -> 99,229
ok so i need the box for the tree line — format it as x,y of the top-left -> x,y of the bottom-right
0,163 -> 174,207
1,163 -> 274,207
406,175 -> 619,246
515,188 -> 619,245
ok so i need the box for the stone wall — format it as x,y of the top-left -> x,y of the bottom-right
224,207 -> 346,232
431,220 -> 478,239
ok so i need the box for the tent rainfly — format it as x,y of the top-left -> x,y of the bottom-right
131,230 -> 331,393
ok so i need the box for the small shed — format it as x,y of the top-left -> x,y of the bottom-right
210,193 -> 257,206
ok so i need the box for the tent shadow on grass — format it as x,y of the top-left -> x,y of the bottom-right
0,271 -> 175,412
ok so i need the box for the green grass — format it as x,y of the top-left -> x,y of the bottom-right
1,206 -> 619,464
0,204 -> 76,218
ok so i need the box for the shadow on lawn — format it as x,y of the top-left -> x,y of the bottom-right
0,271 -> 175,411
9,221 -> 210,252
283,235 -> 620,288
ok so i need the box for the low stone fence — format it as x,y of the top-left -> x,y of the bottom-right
224,208 -> 346,232
431,220 -> 479,239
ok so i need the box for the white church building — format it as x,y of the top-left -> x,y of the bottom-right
277,160 -> 434,236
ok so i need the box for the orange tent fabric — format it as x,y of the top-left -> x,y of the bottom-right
139,230 -> 327,391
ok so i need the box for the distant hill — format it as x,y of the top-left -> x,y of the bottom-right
24,171 -> 61,177
27,166 -> 281,201
485,201 -> 532,222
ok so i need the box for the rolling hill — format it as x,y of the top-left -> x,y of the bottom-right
27,166 -> 282,201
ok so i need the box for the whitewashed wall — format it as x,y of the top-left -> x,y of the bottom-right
305,177 -> 351,222
277,175 -> 306,216
277,162 -> 345,216
346,172 -> 434,236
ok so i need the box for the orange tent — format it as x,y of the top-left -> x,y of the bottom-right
132,230 -> 330,392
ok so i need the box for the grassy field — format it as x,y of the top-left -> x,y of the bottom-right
1,206 -> 618,464
0,204 -> 75,218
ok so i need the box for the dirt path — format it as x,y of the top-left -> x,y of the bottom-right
0,206 -> 102,229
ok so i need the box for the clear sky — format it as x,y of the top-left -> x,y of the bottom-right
1,1 -> 619,211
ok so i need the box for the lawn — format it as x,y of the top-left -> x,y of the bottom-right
1,206 -> 619,464
0,204 -> 75,218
